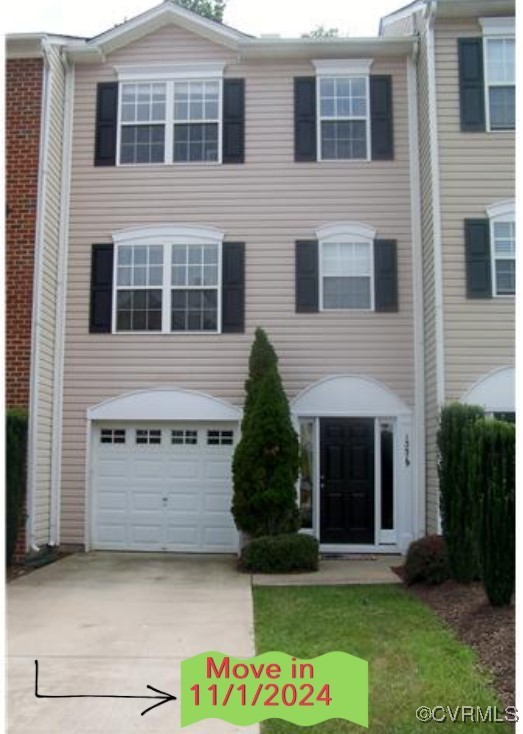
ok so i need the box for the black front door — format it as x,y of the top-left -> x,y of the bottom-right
320,418 -> 375,544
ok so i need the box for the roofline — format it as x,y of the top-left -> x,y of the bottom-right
380,0 -> 515,33
6,33 -> 85,59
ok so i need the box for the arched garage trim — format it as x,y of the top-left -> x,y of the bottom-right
291,375 -> 411,417
87,388 -> 241,422
461,366 -> 515,413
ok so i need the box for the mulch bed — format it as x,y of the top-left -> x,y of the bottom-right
396,569 -> 515,711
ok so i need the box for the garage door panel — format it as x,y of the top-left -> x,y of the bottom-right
93,423 -> 238,553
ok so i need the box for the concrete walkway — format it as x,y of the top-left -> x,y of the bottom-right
7,552 -> 258,734
253,555 -> 403,586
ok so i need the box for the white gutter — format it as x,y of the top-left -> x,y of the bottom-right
407,42 -> 426,538
425,1 -> 445,408
49,53 -> 74,547
27,37 -> 53,553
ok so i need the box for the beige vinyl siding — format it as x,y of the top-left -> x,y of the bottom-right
61,24 -> 416,544
415,15 -> 440,534
380,14 -> 414,36
31,44 -> 65,545
435,18 -> 515,402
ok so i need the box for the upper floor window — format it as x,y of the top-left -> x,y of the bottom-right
489,204 -> 515,296
294,60 -> 393,163
295,223 -> 398,314
112,226 -> 223,333
464,201 -> 515,299
318,76 -> 369,160
483,34 -> 515,131
89,228 -> 245,335
94,65 -> 245,167
459,18 -> 515,133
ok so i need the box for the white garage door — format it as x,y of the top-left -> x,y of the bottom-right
92,423 -> 239,553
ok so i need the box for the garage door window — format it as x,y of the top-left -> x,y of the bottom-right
171,429 -> 198,445
207,429 -> 234,445
100,429 -> 126,444
136,429 -> 162,444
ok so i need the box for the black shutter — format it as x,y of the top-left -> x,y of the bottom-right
222,79 -> 245,164
90,244 -> 114,333
458,38 -> 486,132
370,75 -> 394,160
296,240 -> 319,312
294,78 -> 317,162
374,240 -> 398,312
222,242 -> 245,332
94,82 -> 118,166
465,219 -> 491,298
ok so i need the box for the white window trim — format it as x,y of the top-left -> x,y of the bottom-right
116,69 -> 224,166
480,19 -> 515,133
313,59 -> 373,163
487,202 -> 515,298
111,225 -> 224,334
316,222 -> 376,312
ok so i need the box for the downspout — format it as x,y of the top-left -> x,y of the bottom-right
27,37 -> 52,553
425,0 -> 445,533
425,0 -> 445,408
407,38 -> 426,538
49,51 -> 74,546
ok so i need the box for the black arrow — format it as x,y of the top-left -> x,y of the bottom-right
34,660 -> 177,716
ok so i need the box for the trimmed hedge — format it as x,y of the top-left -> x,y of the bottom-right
471,419 -> 515,606
6,409 -> 28,565
404,535 -> 450,585
241,533 -> 319,573
437,403 -> 485,582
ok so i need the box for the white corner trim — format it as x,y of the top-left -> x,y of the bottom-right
112,224 -> 225,246
426,6 -> 445,408
407,52 -> 426,538
312,58 -> 373,75
49,54 -> 75,547
114,62 -> 226,82
486,199 -> 515,220
479,17 -> 515,36
27,39 -> 53,553
315,222 -> 377,242
87,388 -> 242,422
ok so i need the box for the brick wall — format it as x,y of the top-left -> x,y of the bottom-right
6,58 -> 43,409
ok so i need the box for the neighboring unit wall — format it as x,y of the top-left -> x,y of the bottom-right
28,43 -> 67,548
61,24 -> 416,544
435,18 -> 515,400
6,58 -> 43,409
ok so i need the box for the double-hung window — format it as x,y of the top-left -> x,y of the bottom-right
314,60 -> 371,161
113,226 -> 223,333
116,65 -> 224,165
173,81 -> 220,162
319,224 -> 376,311
480,18 -> 515,131
489,209 -> 515,297
171,244 -> 219,330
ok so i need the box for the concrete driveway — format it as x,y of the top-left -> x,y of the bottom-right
8,552 -> 258,734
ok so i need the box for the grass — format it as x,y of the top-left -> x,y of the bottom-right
253,585 -> 504,733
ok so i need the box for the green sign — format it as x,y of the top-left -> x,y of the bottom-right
181,650 -> 368,728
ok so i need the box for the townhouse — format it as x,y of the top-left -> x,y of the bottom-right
381,0 -> 515,532
7,0 -> 515,558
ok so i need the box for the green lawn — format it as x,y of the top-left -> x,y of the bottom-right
253,585 -> 504,733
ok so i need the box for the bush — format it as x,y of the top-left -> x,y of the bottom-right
437,403 -> 485,582
6,409 -> 28,565
232,328 -> 300,537
241,533 -> 319,573
471,419 -> 515,606
404,535 -> 450,585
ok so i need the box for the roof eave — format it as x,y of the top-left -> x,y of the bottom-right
238,36 -> 416,61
